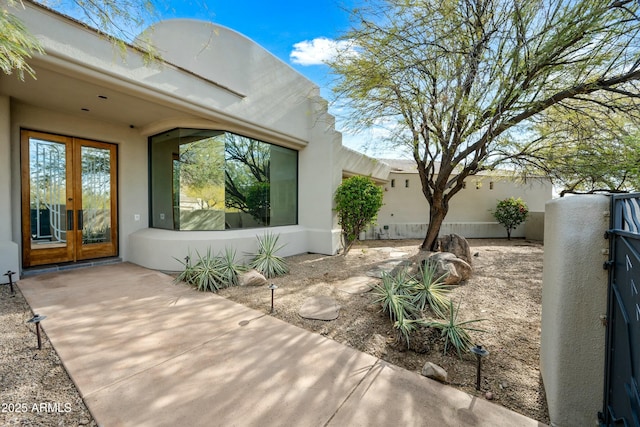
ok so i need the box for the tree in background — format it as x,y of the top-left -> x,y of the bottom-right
492,197 -> 529,240
330,0 -> 640,251
334,176 -> 384,255
504,99 -> 640,194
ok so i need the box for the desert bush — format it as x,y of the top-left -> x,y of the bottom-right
334,175 -> 383,255
249,232 -> 289,278
492,197 -> 529,240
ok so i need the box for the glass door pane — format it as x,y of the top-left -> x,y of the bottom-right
21,131 -> 75,267
30,139 -> 68,248
75,139 -> 118,261
80,146 -> 112,244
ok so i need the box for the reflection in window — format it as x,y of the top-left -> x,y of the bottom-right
150,129 -> 298,230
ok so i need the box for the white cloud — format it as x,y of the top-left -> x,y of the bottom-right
290,37 -> 356,66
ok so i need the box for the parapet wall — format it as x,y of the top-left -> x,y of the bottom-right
541,195 -> 609,426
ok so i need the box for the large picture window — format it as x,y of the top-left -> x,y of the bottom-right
150,129 -> 297,230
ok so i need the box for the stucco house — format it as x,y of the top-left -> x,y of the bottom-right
0,2 -> 552,277
1,1 -> 347,275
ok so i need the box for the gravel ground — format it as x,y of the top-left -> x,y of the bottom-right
0,284 -> 96,427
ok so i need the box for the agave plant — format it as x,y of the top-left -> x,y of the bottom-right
426,300 -> 486,359
190,248 -> 226,292
412,261 -> 452,317
217,247 -> 245,287
249,232 -> 289,278
373,270 -> 416,323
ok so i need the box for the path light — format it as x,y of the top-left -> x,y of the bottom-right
27,314 -> 47,350
470,344 -> 489,391
268,284 -> 278,314
3,270 -> 16,296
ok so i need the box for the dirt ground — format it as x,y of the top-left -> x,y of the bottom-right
0,237 -> 547,426
220,238 -> 549,423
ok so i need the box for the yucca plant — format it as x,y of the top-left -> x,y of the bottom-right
426,300 -> 486,359
413,261 -> 452,317
218,247 -> 245,287
373,271 -> 416,323
394,317 -> 427,349
249,232 -> 289,278
189,248 -> 227,292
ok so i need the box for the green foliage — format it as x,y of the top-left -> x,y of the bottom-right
492,197 -> 529,240
329,0 -> 640,251
373,264 -> 455,348
0,1 -> 44,80
426,300 -> 486,359
516,101 -> 640,193
334,176 -> 384,255
174,247 -> 245,292
373,271 -> 416,323
412,261 -> 452,318
249,232 -> 289,278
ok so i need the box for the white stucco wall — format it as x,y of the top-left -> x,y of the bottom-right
541,195 -> 609,427
2,2 -> 343,273
373,173 -> 552,239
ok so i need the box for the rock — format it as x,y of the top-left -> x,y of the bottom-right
239,269 -> 267,287
438,233 -> 472,265
366,333 -> 388,357
485,391 -> 494,400
299,296 -> 340,320
427,252 -> 472,285
337,276 -> 375,294
421,362 -> 448,382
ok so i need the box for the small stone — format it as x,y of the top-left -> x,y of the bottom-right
78,419 -> 91,425
421,362 -> 448,382
485,391 -> 494,400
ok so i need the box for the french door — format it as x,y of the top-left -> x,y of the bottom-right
21,130 -> 118,267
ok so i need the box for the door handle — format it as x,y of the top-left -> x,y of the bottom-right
77,210 -> 83,230
67,210 -> 74,230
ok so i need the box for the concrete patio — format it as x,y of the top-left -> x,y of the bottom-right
18,263 -> 546,427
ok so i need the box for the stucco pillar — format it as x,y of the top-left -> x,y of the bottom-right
541,195 -> 609,426
0,95 -> 20,275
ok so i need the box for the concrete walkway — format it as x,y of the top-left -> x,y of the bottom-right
19,263 -> 546,427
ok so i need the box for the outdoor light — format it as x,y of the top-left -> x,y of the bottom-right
470,344 -> 490,391
268,284 -> 278,314
3,270 -> 16,296
27,314 -> 47,350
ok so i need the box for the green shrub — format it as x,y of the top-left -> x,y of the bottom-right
249,232 -> 289,278
334,175 -> 384,255
492,197 -> 529,240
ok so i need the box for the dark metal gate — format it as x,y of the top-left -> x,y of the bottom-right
601,194 -> 640,426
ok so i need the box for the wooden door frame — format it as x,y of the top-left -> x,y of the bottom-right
21,130 -> 118,267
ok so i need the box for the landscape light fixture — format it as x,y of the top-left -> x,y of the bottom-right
268,284 -> 278,314
27,314 -> 47,350
470,344 -> 490,391
3,270 -> 16,295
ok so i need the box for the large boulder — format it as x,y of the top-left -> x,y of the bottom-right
438,233 -> 472,265
427,252 -> 472,285
239,269 -> 267,287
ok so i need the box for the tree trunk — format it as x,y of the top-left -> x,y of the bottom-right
421,203 -> 448,251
